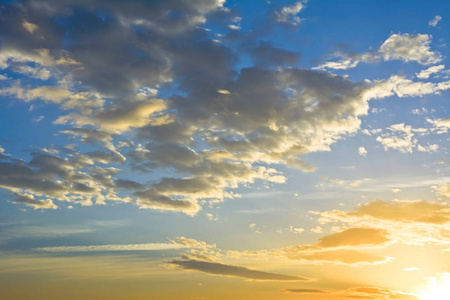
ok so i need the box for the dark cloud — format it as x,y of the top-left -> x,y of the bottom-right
249,41 -> 301,67
170,259 -> 309,281
0,0 -> 387,214
115,179 -> 144,190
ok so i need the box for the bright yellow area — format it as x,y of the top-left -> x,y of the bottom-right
418,273 -> 450,300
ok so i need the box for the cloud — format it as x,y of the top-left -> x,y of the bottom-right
363,75 -> 450,100
279,247 -> 389,265
285,289 -> 327,294
273,1 -> 305,26
427,118 -> 450,134
0,152 -> 132,207
0,253 -> 171,280
274,227 -> 391,265
320,199 -> 450,225
249,41 -> 301,67
315,199 -> 450,245
376,124 -> 416,153
134,189 -> 201,216
54,99 -> 170,132
358,146 -> 367,156
316,228 -> 390,248
417,144 -> 439,153
0,220 -> 126,244
22,20 -> 39,34
416,64 -> 445,79
0,0 -> 445,217
316,33 -> 442,70
285,286 -> 419,299
12,193 -> 58,210
433,183 -> 450,199
429,15 -> 442,27
378,33 -> 442,65
170,259 -> 309,281
35,242 -> 188,252
337,286 -> 420,300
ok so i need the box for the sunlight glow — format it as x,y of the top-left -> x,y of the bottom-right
418,273 -> 450,300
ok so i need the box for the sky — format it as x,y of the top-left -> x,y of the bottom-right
0,0 -> 449,299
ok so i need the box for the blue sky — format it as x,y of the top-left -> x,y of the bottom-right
0,1 -> 449,299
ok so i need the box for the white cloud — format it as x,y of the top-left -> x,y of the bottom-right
33,115 -> 45,122
416,64 -> 445,79
289,225 -> 305,234
316,33 -> 442,70
274,1 -> 305,25
378,33 -> 442,65
358,146 -> 367,156
311,226 -> 323,233
427,118 -> 450,134
228,24 -> 241,30
428,15 -> 442,27
376,124 -> 416,153
417,144 -> 439,153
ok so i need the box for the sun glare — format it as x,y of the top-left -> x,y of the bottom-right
418,273 -> 450,300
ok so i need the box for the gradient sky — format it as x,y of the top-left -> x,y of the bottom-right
0,1 -> 449,299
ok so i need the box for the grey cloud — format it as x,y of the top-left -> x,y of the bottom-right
134,189 -> 201,215
0,152 -> 128,207
115,179 -> 145,190
249,42 -> 301,67
0,0 -> 419,215
13,193 -> 58,210
170,259 -> 309,281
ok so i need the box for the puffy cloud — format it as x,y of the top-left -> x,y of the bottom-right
1,0 -> 444,217
289,225 -> 304,234
55,99 -> 170,132
427,118 -> 450,134
429,15 -> 442,27
316,33 -> 442,70
376,124 -> 416,153
12,193 -> 58,210
358,146 -> 367,156
273,1 -> 305,26
417,144 -> 439,153
378,33 -> 442,65
0,151 -> 132,208
363,75 -> 450,100
169,259 -> 309,281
